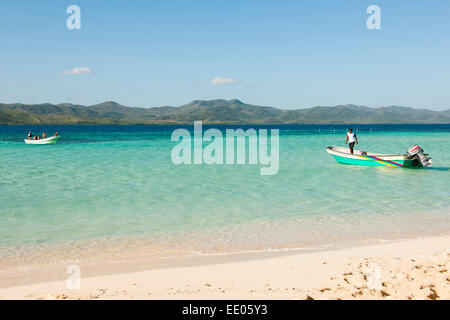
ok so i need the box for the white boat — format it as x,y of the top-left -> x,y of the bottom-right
24,136 -> 60,145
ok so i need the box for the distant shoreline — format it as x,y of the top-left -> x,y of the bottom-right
2,99 -> 449,125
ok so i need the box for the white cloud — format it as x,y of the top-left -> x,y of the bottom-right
210,77 -> 239,86
61,67 -> 93,75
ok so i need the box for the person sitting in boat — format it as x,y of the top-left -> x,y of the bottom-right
345,128 -> 358,154
55,132 -> 59,136
42,132 -> 47,139
27,132 -> 33,140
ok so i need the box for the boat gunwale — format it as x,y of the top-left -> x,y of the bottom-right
24,136 -> 59,144
326,146 -> 411,160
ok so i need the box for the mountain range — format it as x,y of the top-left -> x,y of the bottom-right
1,99 -> 449,125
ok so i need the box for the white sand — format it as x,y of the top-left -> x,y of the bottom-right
0,236 -> 449,300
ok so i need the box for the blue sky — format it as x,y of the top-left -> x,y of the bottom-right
1,0 -> 449,110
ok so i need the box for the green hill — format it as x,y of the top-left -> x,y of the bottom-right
1,100 -> 449,124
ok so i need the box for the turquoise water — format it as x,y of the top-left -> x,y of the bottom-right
0,125 -> 449,269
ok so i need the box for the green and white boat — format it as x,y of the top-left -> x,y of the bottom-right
326,145 -> 432,168
24,136 -> 60,145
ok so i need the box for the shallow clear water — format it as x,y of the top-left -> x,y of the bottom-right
0,124 -> 449,269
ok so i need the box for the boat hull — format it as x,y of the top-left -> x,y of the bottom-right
327,146 -> 430,168
332,154 -> 410,167
24,136 -> 60,145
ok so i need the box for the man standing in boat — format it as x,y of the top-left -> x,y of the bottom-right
345,128 -> 358,154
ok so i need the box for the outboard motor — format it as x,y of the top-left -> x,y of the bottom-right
407,145 -> 431,167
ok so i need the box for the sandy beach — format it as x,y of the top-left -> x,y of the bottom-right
0,235 -> 448,300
